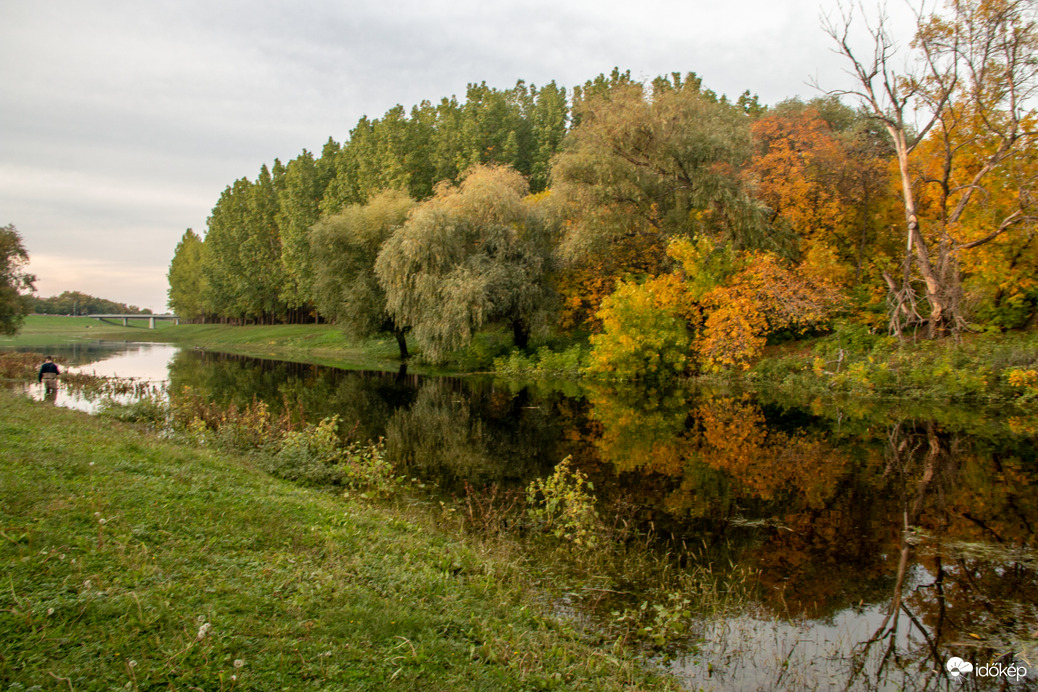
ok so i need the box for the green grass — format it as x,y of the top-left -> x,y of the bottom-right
3,316 -> 421,373
0,390 -> 674,690
1,314 -> 180,345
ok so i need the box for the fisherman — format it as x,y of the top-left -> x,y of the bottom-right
37,355 -> 60,392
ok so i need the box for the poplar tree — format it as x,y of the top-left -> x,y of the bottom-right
167,229 -> 206,321
278,150 -> 330,317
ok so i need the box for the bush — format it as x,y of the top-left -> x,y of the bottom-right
526,456 -> 601,548
493,344 -> 587,377
266,416 -> 349,486
97,396 -> 168,428
586,276 -> 693,381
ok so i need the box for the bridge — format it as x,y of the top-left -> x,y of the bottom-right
87,314 -> 180,329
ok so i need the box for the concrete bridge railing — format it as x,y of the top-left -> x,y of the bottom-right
87,314 -> 180,329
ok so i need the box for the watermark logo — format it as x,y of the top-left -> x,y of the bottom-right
946,656 -> 1029,683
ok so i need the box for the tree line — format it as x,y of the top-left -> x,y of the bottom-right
168,0 -> 1037,375
33,291 -> 153,316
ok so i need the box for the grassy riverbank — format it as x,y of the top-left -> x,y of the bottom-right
0,390 -> 674,690
3,315 -> 411,372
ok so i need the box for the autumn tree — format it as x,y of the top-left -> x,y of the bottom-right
310,190 -> 415,359
550,73 -> 775,325
0,224 -> 35,336
750,98 -> 899,289
695,251 -> 838,369
585,274 -> 697,380
824,0 -> 1038,337
586,238 -> 837,377
374,165 -> 554,361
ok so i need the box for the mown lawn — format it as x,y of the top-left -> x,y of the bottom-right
0,391 -> 672,690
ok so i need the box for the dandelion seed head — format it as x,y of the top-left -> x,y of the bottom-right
47,607 -> 54,616
233,659 -> 244,668
129,660 -> 137,668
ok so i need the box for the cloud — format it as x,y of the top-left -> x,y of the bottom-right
28,254 -> 170,313
1,0 -> 919,310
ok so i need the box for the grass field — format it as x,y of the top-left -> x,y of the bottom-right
2,316 -> 414,373
0,390 -> 673,690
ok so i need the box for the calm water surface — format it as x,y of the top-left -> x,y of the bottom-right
10,342 -> 1037,691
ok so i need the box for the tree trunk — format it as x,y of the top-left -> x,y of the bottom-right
511,319 -> 530,350
394,329 -> 409,360
889,131 -> 958,339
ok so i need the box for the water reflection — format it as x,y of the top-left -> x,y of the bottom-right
8,343 -> 1035,689
165,352 -> 1037,689
15,342 -> 177,412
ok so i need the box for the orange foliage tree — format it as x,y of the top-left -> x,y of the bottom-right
749,100 -> 900,291
586,238 -> 838,377
696,252 -> 839,370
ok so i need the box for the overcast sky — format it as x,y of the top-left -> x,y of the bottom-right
1,0 -> 917,312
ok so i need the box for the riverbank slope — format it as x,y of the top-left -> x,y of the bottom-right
3,315 -> 411,372
0,390 -> 672,690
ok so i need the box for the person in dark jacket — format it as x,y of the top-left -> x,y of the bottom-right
38,356 -> 60,392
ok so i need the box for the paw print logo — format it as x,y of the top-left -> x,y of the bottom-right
946,657 -> 974,677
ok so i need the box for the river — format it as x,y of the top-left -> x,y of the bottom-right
8,341 -> 1037,691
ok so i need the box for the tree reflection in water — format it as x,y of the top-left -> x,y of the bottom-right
166,350 -> 1036,690
586,387 -> 1036,690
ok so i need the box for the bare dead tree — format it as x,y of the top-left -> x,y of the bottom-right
819,0 -> 1038,339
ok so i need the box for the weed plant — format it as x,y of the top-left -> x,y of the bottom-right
494,345 -> 588,378
453,460 -> 757,658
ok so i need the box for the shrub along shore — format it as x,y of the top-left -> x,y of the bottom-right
0,389 -> 676,690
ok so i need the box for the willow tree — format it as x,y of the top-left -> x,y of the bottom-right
374,165 -> 554,361
824,0 -> 1038,337
310,189 -> 415,359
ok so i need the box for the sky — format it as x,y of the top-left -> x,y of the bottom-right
0,0 -> 918,312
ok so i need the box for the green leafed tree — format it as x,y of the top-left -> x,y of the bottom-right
35,291 -> 151,316
310,189 -> 415,359
277,150 -> 335,317
201,178 -> 253,321
374,165 -> 555,361
552,73 -> 775,266
0,224 -> 35,336
167,228 -> 207,321
201,165 -> 288,324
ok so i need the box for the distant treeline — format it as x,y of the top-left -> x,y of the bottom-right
34,291 -> 152,316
